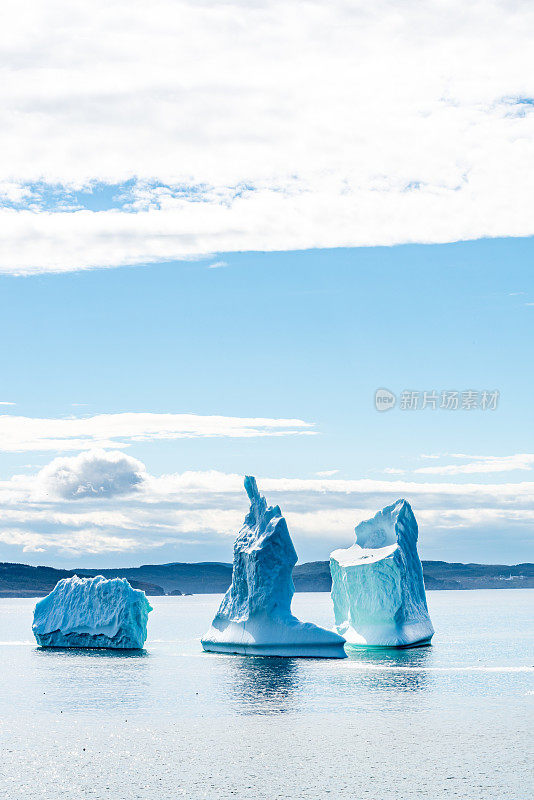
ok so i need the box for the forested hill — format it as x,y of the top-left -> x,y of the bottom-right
0,560 -> 533,597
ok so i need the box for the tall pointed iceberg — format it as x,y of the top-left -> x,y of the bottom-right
201,476 -> 346,657
330,500 -> 434,648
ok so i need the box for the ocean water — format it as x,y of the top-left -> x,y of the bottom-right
0,590 -> 532,800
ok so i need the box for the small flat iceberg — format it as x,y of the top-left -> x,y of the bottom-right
32,575 -> 152,649
202,476 -> 347,658
330,500 -> 434,648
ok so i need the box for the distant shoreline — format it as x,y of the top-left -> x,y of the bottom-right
1,559 -> 533,597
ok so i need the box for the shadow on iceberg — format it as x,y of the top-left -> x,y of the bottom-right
330,500 -> 434,648
202,476 -> 346,658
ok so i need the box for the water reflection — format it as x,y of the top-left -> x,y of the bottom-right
224,656 -> 301,715
345,644 -> 433,693
217,645 -> 434,716
35,647 -> 149,660
32,646 -> 151,712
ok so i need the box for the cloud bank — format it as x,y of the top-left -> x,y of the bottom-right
1,0 -> 534,273
0,453 -> 532,561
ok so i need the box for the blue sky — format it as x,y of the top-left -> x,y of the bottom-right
1,0 -> 533,567
0,237 -> 532,567
1,238 -> 533,475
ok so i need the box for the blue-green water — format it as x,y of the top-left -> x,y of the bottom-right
0,590 -> 532,799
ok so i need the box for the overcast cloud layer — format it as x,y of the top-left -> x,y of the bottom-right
2,0 -> 534,273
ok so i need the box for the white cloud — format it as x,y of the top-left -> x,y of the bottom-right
0,455 -> 533,557
207,261 -> 228,269
0,402 -> 15,406
416,454 -> 534,475
1,0 -> 534,273
0,182 -> 33,204
34,449 -> 147,499
0,528 -> 150,555
288,507 -> 534,537
0,411 -> 314,452
315,469 -> 339,477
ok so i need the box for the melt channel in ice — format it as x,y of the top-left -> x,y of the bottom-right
201,476 -> 347,657
32,575 -> 152,649
330,499 -> 434,648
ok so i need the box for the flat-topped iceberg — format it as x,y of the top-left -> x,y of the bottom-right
32,575 -> 152,649
330,500 -> 434,648
202,476 -> 346,658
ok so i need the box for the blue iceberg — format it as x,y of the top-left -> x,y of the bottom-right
32,575 -> 152,649
202,476 -> 346,658
330,500 -> 434,648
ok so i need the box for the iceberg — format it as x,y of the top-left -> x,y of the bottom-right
330,499 -> 434,648
202,476 -> 347,658
32,575 -> 152,649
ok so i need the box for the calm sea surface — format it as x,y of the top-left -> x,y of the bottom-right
0,590 -> 532,799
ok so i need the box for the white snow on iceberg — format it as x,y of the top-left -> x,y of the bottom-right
330,499 -> 434,648
202,476 -> 346,658
32,575 -> 152,649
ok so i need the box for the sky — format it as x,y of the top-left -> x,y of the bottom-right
0,0 -> 533,567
